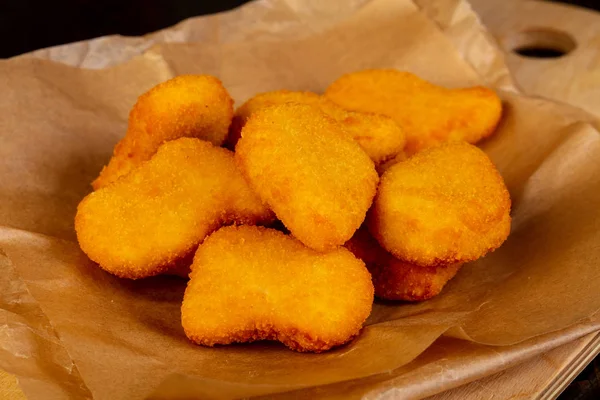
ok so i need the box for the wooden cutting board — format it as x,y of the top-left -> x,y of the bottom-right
426,332 -> 600,399
472,0 -> 600,117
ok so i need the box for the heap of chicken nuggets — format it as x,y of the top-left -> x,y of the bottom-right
75,70 -> 511,352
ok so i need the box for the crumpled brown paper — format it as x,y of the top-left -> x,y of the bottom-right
1,0 -> 600,399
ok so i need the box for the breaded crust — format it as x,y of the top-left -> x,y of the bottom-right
325,69 -> 502,155
368,142 -> 511,267
227,90 -> 406,165
235,103 -> 379,251
376,150 -> 408,175
345,227 -> 461,301
93,75 -> 234,189
181,225 -> 374,352
76,138 -> 273,279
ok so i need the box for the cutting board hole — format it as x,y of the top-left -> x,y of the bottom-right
508,29 -> 576,58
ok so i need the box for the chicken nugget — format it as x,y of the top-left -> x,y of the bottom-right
368,142 -> 511,267
235,103 -> 379,251
227,90 -> 406,165
376,150 -> 408,175
325,69 -> 502,155
345,227 -> 461,301
92,75 -> 234,189
76,138 -> 273,279
182,225 -> 374,352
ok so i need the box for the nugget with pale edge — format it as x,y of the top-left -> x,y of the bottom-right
182,225 -> 374,352
368,142 -> 511,267
236,103 -> 379,251
345,227 -> 461,301
227,90 -> 406,164
325,69 -> 502,155
76,138 -> 273,279
93,75 -> 234,189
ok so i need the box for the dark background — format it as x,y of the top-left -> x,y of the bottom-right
1,0 -> 599,398
0,0 -> 598,58
0,0 -> 251,58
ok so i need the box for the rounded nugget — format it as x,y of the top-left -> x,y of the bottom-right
368,142 -> 511,267
345,227 -> 461,301
93,75 -> 234,189
235,103 -> 379,251
325,69 -> 502,155
76,138 -> 273,279
182,225 -> 374,352
227,90 -> 406,165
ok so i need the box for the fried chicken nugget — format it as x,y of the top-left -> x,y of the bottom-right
376,150 -> 408,175
76,138 -> 273,279
368,142 -> 511,267
92,75 -> 234,189
182,225 -> 374,352
235,103 -> 379,251
345,227 -> 461,301
227,90 -> 406,165
325,69 -> 502,155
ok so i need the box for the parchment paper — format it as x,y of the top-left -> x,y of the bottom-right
1,0 -> 600,399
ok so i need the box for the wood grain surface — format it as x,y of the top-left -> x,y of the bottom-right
425,332 -> 600,399
471,0 -> 600,117
2,1 -> 600,399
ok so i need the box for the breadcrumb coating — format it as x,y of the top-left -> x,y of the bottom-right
93,75 -> 234,189
345,226 -> 461,301
227,90 -> 406,164
235,103 -> 379,251
325,69 -> 502,155
376,150 -> 408,175
182,225 -> 374,352
76,138 -> 273,279
368,142 -> 511,267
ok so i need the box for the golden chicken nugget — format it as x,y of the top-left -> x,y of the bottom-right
182,225 -> 374,352
227,90 -> 405,165
376,150 -> 408,175
368,142 -> 511,267
325,69 -> 502,155
76,138 -> 273,279
235,103 -> 379,251
93,75 -> 234,189
345,227 -> 461,301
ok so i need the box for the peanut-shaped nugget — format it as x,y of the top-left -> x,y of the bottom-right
227,90 -> 406,165
325,69 -> 502,155
76,138 -> 273,279
368,142 -> 511,267
182,225 -> 374,352
93,75 -> 234,189
345,226 -> 461,301
235,103 -> 379,251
